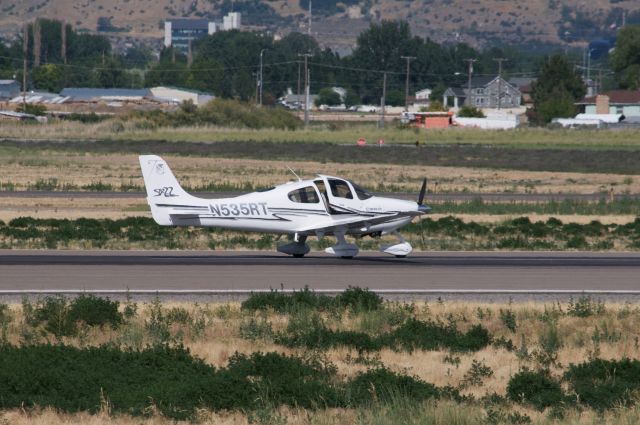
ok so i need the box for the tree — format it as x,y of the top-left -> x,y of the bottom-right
610,25 -> 640,89
426,100 -> 446,112
32,64 -> 64,92
315,87 -> 341,106
350,20 -> 416,103
457,105 -> 485,118
531,55 -> 585,124
344,89 -> 360,108
536,88 -> 577,124
385,89 -> 404,107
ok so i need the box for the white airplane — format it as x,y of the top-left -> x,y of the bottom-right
139,155 -> 431,258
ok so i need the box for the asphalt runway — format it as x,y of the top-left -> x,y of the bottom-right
1,251 -> 640,297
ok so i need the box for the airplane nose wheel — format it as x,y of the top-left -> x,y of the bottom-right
380,231 -> 413,257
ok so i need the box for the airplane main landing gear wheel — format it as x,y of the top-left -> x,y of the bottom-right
277,235 -> 310,258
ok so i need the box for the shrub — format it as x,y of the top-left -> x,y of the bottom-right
564,358 -> 640,410
500,308 -> 517,332
67,295 -> 123,328
535,322 -> 563,367
385,319 -> 491,352
223,351 -> 341,409
506,369 -> 564,410
33,296 -> 74,337
29,295 -> 123,337
567,295 -> 605,317
334,286 -> 383,312
346,367 -> 440,405
276,314 -> 380,353
460,360 -> 493,388
241,287 -> 333,313
0,344 -> 217,419
457,105 -> 485,118
276,316 -> 491,354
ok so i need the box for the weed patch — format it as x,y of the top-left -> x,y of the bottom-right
564,358 -> 640,410
506,369 -> 564,411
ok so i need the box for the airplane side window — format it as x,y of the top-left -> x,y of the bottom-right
328,179 -> 353,199
288,186 -> 319,203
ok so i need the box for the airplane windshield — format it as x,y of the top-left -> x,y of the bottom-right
351,182 -> 373,200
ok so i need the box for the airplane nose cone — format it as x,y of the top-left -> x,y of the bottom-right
418,204 -> 432,214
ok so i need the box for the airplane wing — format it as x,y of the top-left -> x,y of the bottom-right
295,211 -> 418,234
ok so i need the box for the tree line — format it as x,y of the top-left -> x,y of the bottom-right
0,19 -> 639,123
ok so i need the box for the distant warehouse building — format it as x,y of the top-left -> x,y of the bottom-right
60,88 -> 151,103
164,13 -> 241,53
150,87 -> 214,106
0,80 -> 20,100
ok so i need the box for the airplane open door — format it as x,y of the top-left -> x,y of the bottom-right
316,177 -> 363,215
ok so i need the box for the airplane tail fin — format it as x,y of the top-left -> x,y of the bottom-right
139,155 -> 198,225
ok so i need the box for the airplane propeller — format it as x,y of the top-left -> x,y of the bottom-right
417,177 -> 431,214
417,178 -> 427,205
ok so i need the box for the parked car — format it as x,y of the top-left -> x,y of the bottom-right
356,105 -> 378,113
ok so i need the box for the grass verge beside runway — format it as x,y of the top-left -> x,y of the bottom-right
1,289 -> 640,424
1,215 -> 639,251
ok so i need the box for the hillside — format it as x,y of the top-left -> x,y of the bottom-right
0,0 -> 637,52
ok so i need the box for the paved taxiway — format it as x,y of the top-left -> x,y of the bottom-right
1,251 -> 639,297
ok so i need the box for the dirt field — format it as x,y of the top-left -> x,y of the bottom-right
1,152 -> 638,194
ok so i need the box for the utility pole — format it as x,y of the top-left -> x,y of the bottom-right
308,0 -> 312,36
33,19 -> 41,67
296,61 -> 301,111
187,39 -> 193,67
298,53 -> 312,126
379,72 -> 387,129
61,21 -> 67,64
254,71 -> 259,104
464,59 -> 477,107
401,55 -> 416,112
493,58 -> 507,109
22,22 -> 28,112
259,48 -> 267,106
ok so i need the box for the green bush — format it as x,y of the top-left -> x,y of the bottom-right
242,286 -> 382,314
346,367 -> 440,405
384,319 -> 491,352
29,295 -> 123,337
241,287 -> 334,313
0,344 -> 217,419
500,308 -> 517,333
68,295 -> 123,328
335,286 -> 383,312
126,99 -> 301,130
506,369 -> 564,410
457,105 -> 485,118
564,358 -> 640,410
276,316 -> 491,353
567,295 -> 605,317
224,351 -> 341,409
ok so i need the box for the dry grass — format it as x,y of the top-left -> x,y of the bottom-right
3,297 -> 640,423
1,151 -> 638,195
